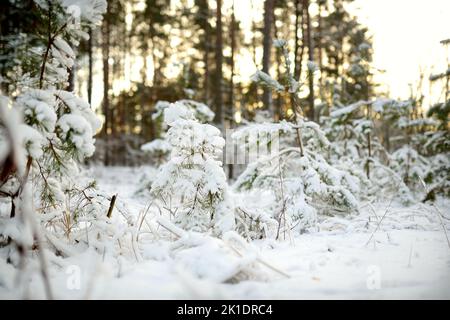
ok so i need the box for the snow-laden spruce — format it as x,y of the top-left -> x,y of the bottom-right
0,0 -> 124,279
151,102 -> 235,234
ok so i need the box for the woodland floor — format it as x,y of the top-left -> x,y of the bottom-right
0,166 -> 449,299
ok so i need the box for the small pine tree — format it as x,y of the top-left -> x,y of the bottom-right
151,102 -> 234,234
0,0 -> 108,255
234,39 -> 359,238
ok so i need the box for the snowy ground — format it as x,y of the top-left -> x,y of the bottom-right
1,166 -> 449,299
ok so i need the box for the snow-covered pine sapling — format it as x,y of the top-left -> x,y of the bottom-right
144,99 -> 215,165
325,98 -> 414,202
325,100 -> 369,159
330,99 -> 375,179
252,39 -> 305,156
232,125 -> 359,237
376,98 -> 433,193
232,39 -> 359,238
138,99 -> 216,193
0,0 -> 109,256
151,102 -> 234,234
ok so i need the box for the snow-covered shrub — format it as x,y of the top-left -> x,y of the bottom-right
151,102 -> 234,234
232,190 -> 279,240
139,99 -> 215,193
422,100 -> 450,200
233,39 -> 359,239
0,0 -> 118,263
140,98 -> 214,176
233,129 -> 359,237
371,98 -> 448,200
152,99 -> 215,129
323,98 -> 418,203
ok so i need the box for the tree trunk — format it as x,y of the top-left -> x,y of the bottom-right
102,5 -> 110,166
274,11 -> 282,120
145,27 -> 157,141
87,27 -> 93,105
445,43 -> 449,102
214,0 -> 223,125
201,2 -> 210,104
317,1 -> 324,110
262,0 -> 274,114
229,4 -> 236,125
250,0 -> 257,67
294,0 -> 301,80
366,104 -> 372,179
228,1 -> 236,180
303,0 -> 314,120
204,30 -> 210,104
141,50 -> 148,138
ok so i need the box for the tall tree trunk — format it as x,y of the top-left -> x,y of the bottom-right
102,4 -> 110,166
201,2 -> 210,104
262,0 -> 274,114
145,28 -> 157,141
204,31 -> 210,104
250,0 -> 257,66
140,48 -> 148,138
228,1 -> 236,180
303,0 -> 314,120
445,42 -> 449,102
366,104 -> 372,179
214,0 -> 223,125
294,0 -> 301,80
274,11 -> 282,120
87,27 -> 93,105
229,3 -> 236,125
317,1 -> 324,111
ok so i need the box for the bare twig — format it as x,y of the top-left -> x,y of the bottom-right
106,194 -> 117,218
430,205 -> 450,249
365,197 -> 394,247
419,177 -> 450,249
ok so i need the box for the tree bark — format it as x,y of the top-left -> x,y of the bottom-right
262,0 -> 274,115
250,0 -> 257,66
228,1 -> 236,180
294,0 -> 301,80
102,4 -> 110,165
214,0 -> 223,125
274,11 -> 282,120
87,27 -> 93,105
201,2 -> 210,104
303,0 -> 315,120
